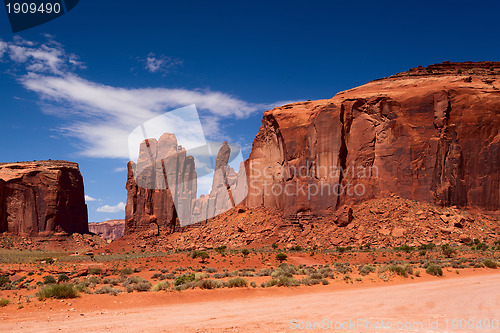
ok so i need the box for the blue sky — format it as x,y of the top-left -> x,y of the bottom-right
0,1 -> 499,222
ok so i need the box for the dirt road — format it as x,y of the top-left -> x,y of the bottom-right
2,273 -> 499,332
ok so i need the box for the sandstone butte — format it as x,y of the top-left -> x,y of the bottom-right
125,61 -> 499,236
88,219 -> 125,241
0,160 -> 88,236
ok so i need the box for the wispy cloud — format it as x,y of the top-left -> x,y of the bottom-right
96,202 -> 126,213
0,36 -> 292,160
142,52 -> 182,74
113,167 -> 127,173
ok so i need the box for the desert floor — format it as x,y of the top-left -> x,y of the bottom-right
1,271 -> 499,333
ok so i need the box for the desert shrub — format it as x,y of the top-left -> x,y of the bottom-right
0,275 -> 10,287
174,273 -> 195,286
276,253 -> 287,263
226,277 -> 248,288
198,279 -> 222,290
123,276 -> 152,292
418,243 -> 435,250
395,244 -> 415,253
174,281 -> 198,291
205,267 -> 218,274
241,249 -> 250,256
259,268 -> 272,276
334,263 -> 352,275
212,272 -> 228,279
290,245 -> 303,251
58,274 -> 69,283
379,264 -> 412,277
441,244 -> 456,258
88,268 -> 102,275
120,267 -> 134,275
273,276 -> 300,287
192,251 -> 210,263
271,243 -> 278,249
164,273 -> 176,280
44,257 -> 55,264
300,277 -> 321,286
358,264 -> 375,276
0,298 -> 9,307
94,285 -> 122,296
73,283 -> 89,293
271,264 -> 296,279
483,259 -> 498,269
426,264 -> 443,276
419,250 -> 427,256
151,273 -> 166,280
43,275 -> 57,285
215,245 -> 227,254
415,270 -> 421,277
86,276 -> 101,285
37,284 -> 78,300
337,246 -> 352,253
152,281 -> 170,292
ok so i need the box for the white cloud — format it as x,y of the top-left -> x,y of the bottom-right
85,195 -> 98,202
0,37 -> 293,160
144,52 -> 182,74
97,202 -> 126,213
113,167 -> 127,172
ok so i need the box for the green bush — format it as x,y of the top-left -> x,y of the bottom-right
418,243 -> 435,250
441,244 -> 456,258
89,268 -> 102,275
227,277 -> 248,288
174,273 -> 195,286
44,257 -> 55,264
276,253 -> 287,263
0,298 -> 9,307
215,245 -> 227,254
192,251 -> 210,263
394,244 -> 415,253
58,273 -> 69,283
241,249 -> 250,256
271,243 -> 278,249
0,275 -> 10,287
37,284 -> 79,300
43,275 -> 57,284
426,264 -> 443,276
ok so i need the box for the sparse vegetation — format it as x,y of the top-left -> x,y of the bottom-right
276,253 -> 287,263
227,277 -> 248,288
0,298 -> 9,307
37,284 -> 79,300
483,259 -> 498,269
426,264 -> 443,276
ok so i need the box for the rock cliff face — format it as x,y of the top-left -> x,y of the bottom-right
247,62 -> 500,216
125,62 -> 499,236
0,161 -> 88,236
125,134 -> 246,234
89,220 -> 125,241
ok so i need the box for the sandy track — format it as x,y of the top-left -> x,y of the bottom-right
2,273 -> 499,332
